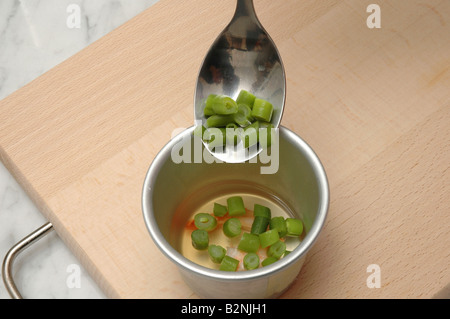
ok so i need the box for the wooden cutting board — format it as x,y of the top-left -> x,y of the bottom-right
1,0 -> 449,298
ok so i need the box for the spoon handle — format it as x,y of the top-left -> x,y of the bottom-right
234,0 -> 258,21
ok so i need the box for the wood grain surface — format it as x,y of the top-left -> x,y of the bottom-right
0,0 -> 449,298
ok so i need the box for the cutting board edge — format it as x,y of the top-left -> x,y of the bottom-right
0,144 -> 120,298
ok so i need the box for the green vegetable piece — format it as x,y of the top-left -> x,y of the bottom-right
225,125 -> 242,145
267,240 -> 286,260
236,90 -> 256,108
269,216 -> 287,238
204,128 -> 226,149
233,104 -> 253,127
194,213 -> 217,232
259,121 -> 273,128
204,94 -> 217,116
202,127 -> 213,141
191,229 -> 209,250
213,203 -> 227,217
219,255 -> 239,272
212,95 -> 238,115
261,256 -> 278,267
259,229 -> 279,248
258,122 -> 274,148
251,98 -> 273,122
250,216 -> 269,235
242,121 -> 259,148
286,218 -> 304,237
223,218 -> 242,238
227,196 -> 246,216
243,253 -> 260,270
238,232 -> 260,253
206,115 -> 234,128
254,204 -> 271,219
208,245 -> 226,264
284,250 -> 292,257
226,122 -> 238,129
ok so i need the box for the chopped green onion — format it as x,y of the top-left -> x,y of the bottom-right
250,216 -> 269,235
242,121 -> 259,148
204,128 -> 226,149
258,122 -> 274,148
254,204 -> 271,219
267,240 -> 286,260
233,104 -> 253,127
213,203 -> 228,217
259,229 -> 279,248
226,125 -> 242,145
259,121 -> 273,128
202,91 -> 276,154
194,213 -> 217,232
251,98 -> 273,122
223,218 -> 242,238
191,229 -> 209,250
243,253 -> 260,270
208,245 -> 226,264
261,256 -> 278,267
284,250 -> 292,257
269,216 -> 287,238
286,218 -> 304,236
204,94 -> 217,116
227,196 -> 246,216
219,255 -> 239,271
212,95 -> 238,115
236,90 -> 256,108
238,232 -> 260,253
206,115 -> 234,128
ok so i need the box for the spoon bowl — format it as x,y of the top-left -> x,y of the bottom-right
194,0 -> 286,163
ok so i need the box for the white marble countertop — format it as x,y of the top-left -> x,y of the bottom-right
0,0 -> 159,299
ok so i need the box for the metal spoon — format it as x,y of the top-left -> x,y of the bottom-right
194,0 -> 286,163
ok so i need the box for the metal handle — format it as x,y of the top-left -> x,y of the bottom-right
2,222 -> 54,299
235,0 -> 256,18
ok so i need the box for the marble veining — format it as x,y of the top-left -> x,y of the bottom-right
0,0 -> 159,299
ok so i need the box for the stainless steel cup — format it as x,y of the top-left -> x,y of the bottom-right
142,126 -> 329,298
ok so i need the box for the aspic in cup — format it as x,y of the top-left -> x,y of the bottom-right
175,190 -> 305,272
